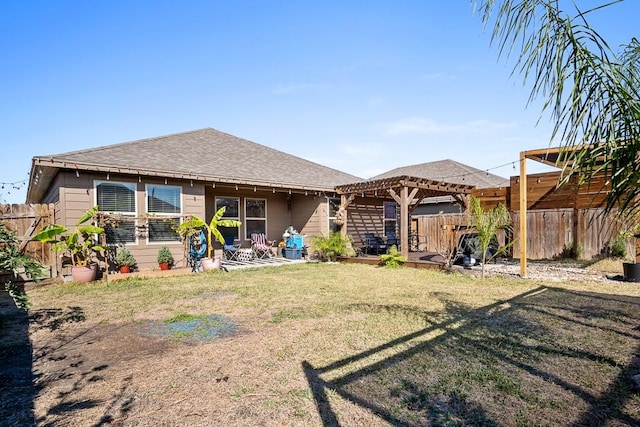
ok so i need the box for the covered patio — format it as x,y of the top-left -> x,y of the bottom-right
335,175 -> 474,259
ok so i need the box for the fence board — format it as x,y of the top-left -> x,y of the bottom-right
0,203 -> 55,278
414,207 -> 631,260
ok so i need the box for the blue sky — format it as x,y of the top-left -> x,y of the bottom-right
1,1 -> 637,203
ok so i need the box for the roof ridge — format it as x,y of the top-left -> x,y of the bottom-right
35,128 -> 213,159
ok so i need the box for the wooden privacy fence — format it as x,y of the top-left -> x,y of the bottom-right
413,208 -> 632,260
0,203 -> 56,278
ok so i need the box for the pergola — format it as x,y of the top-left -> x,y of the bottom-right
518,145 -> 609,277
335,175 -> 474,258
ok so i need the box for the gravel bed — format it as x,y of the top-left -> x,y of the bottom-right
459,260 -> 621,283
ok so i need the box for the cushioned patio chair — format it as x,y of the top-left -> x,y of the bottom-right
222,235 -> 241,261
363,232 -> 387,255
251,233 -> 275,259
386,232 -> 398,249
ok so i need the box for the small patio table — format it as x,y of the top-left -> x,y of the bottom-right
237,248 -> 254,262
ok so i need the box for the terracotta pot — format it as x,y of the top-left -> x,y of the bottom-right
159,263 -> 170,271
119,265 -> 131,274
71,265 -> 97,283
201,257 -> 220,271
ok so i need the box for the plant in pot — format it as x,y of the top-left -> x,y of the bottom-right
179,207 -> 241,270
615,218 -> 640,282
115,247 -> 136,273
32,205 -> 106,283
157,246 -> 174,270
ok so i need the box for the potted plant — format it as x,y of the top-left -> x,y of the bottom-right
157,246 -> 174,270
115,247 -> 136,273
32,205 -> 105,282
179,207 -> 241,270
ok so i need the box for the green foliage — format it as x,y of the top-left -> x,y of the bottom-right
115,246 -> 136,267
559,241 -> 583,260
311,232 -> 352,261
179,207 -> 242,258
0,224 -> 46,310
468,196 -> 513,279
157,246 -> 174,265
610,236 -> 627,259
477,1 -> 640,219
32,205 -> 105,266
379,245 -> 407,268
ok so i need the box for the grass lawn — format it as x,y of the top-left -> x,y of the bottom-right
4,262 -> 640,426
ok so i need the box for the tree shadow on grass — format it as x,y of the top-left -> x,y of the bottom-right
0,296 -> 136,426
303,286 -> 640,426
0,290 -> 34,425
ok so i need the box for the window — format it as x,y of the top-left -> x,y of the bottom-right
328,198 -> 341,233
216,197 -> 240,240
95,181 -> 136,245
245,198 -> 266,237
146,184 -> 181,242
384,201 -> 398,237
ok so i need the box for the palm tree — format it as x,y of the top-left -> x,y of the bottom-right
468,196 -> 512,279
475,0 -> 640,218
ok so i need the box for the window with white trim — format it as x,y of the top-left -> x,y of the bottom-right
215,197 -> 240,240
95,180 -> 136,245
384,201 -> 398,237
146,184 -> 181,242
328,198 -> 341,233
245,198 -> 266,237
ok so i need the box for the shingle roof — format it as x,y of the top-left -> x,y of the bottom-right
372,159 -> 509,189
33,128 -> 362,190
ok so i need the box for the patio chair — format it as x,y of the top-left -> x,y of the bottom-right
363,232 -> 387,255
386,232 -> 399,249
222,235 -> 241,261
251,233 -> 275,259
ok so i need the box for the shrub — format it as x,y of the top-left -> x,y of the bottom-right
115,247 -> 136,267
610,236 -> 628,258
157,246 -> 174,265
311,232 -> 352,261
379,245 -> 407,268
559,241 -> 583,260
0,224 -> 46,310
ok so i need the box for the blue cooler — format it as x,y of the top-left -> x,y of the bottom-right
286,234 -> 304,249
283,248 -> 302,259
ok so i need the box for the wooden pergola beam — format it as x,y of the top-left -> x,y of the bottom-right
335,175 -> 474,259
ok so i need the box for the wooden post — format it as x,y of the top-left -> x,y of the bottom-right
519,152 -> 527,278
340,194 -> 349,239
400,186 -> 409,258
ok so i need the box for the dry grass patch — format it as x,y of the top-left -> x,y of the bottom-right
2,263 -> 640,425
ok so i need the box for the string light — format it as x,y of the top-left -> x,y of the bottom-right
0,173 -> 30,195
433,160 -> 522,184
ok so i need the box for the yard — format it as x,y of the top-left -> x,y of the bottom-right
2,262 -> 640,426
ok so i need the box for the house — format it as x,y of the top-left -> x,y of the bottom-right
26,128 -> 362,270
